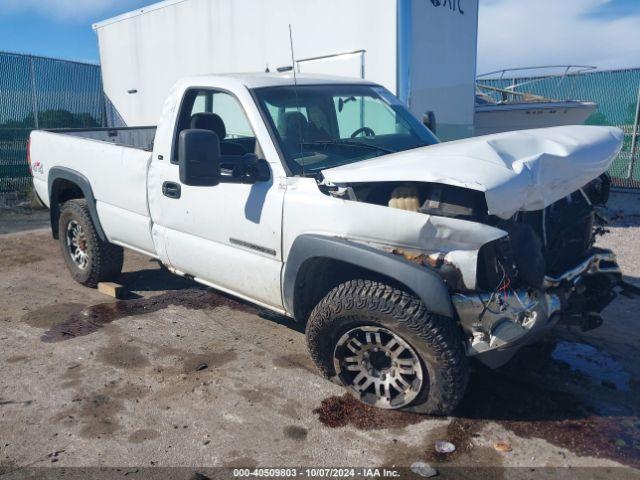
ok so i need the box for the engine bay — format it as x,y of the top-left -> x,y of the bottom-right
323,173 -> 612,294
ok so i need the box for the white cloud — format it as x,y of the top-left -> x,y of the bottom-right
0,0 -> 141,21
478,0 -> 640,74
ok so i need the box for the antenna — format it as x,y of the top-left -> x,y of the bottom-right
288,24 -> 298,86
288,24 -> 305,176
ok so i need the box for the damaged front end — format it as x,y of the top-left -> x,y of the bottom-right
321,174 -> 634,369
318,126 -> 629,368
454,174 -> 634,368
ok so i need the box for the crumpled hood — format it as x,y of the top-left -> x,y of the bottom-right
322,126 -> 623,219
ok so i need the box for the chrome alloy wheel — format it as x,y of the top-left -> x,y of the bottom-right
333,326 -> 424,409
66,220 -> 89,270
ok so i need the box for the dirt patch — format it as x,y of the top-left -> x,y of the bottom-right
313,395 -> 488,469
314,394 -> 425,430
235,386 -> 283,409
22,303 -> 85,330
98,341 -> 150,370
0,240 -> 43,268
283,425 -> 308,441
502,414 -> 640,468
60,365 -> 84,389
272,353 -> 316,373
277,398 -> 304,420
39,289 -> 256,343
6,355 -> 29,364
383,443 -> 504,474
128,429 -> 161,444
77,393 -> 124,439
238,389 -> 268,405
421,418 -> 482,464
182,350 -> 238,373
378,416 -> 503,471
0,209 -> 49,234
0,459 -> 18,476
51,382 -> 151,439
112,382 -> 152,402
224,457 -> 259,468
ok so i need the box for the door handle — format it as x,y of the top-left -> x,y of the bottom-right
162,181 -> 181,199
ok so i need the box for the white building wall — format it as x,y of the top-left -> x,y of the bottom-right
95,0 -> 478,139
95,0 -> 398,126
408,0 -> 479,140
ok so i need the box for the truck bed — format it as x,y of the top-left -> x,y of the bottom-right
30,128 -> 157,256
52,126 -> 157,151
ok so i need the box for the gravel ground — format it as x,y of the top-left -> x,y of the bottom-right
1,208 -> 639,479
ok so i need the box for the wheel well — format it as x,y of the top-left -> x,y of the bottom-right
292,257 -> 414,323
50,178 -> 84,239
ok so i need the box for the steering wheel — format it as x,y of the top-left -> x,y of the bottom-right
350,127 -> 376,138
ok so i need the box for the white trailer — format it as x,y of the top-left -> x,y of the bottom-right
94,0 -> 479,141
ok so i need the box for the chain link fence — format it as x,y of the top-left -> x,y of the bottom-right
478,67 -> 640,190
0,51 -> 105,194
3,54 -> 639,193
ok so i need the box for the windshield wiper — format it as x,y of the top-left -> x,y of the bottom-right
300,140 -> 395,154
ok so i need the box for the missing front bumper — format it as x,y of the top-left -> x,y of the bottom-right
452,249 -> 624,369
543,249 -> 621,288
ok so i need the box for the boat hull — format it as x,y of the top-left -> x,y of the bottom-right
474,101 -> 598,136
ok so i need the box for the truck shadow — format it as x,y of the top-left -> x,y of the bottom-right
36,260 -> 305,342
461,345 -> 597,422
116,262 -> 195,296
608,214 -> 640,229
452,338 -> 640,467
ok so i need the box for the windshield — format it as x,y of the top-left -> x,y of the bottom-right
254,85 -> 439,175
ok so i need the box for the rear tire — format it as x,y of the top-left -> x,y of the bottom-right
306,279 -> 468,415
58,199 -> 123,288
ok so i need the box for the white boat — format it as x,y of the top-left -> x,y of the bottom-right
475,66 -> 598,136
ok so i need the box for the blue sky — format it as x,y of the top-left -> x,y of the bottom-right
478,0 -> 640,73
588,0 -> 640,18
0,0 -> 149,63
0,0 -> 639,72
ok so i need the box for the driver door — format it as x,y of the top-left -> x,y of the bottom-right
149,88 -> 285,310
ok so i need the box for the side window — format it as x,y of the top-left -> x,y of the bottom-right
191,92 -> 210,115
211,93 -> 254,139
172,89 -> 257,163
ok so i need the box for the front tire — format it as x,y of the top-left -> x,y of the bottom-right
58,199 -> 123,287
306,279 -> 468,415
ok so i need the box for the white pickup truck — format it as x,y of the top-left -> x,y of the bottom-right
30,73 -> 634,415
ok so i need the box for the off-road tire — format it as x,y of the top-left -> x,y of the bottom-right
306,279 -> 469,415
58,199 -> 123,287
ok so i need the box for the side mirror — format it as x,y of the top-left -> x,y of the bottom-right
178,129 -> 221,187
423,111 -> 437,134
234,154 -> 271,183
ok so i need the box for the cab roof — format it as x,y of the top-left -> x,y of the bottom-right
176,72 -> 378,90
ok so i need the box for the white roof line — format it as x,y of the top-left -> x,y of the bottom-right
174,72 -> 377,89
93,0 -> 188,30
